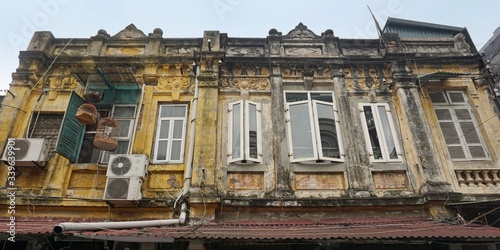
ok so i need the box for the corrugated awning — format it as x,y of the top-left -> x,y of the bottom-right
5,217 -> 499,242
418,71 -> 471,87
70,66 -> 140,107
71,66 -> 139,90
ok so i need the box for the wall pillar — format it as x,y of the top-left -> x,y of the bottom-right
392,66 -> 452,194
334,68 -> 372,197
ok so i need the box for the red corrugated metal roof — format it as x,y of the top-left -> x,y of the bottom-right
4,217 -> 500,241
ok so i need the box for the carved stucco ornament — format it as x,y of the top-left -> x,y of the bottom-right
220,77 -> 269,90
113,24 -> 147,39
157,77 -> 190,91
284,22 -> 319,40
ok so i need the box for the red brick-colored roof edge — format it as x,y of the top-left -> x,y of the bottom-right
4,217 -> 500,241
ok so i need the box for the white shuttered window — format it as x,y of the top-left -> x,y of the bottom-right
430,91 -> 489,161
227,100 -> 262,163
284,92 -> 344,163
359,103 -> 402,162
153,105 -> 188,163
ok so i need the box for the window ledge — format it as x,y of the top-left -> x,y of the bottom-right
292,162 -> 345,172
370,162 -> 407,171
226,163 -> 265,172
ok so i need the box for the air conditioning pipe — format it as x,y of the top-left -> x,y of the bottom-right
53,219 -> 180,235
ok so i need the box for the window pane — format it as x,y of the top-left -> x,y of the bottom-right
430,92 -> 447,104
160,106 -> 173,118
311,93 -> 333,103
102,152 -> 110,163
289,103 -> 315,159
248,104 -> 258,158
101,141 -> 130,163
316,103 -> 339,158
157,141 -> 168,161
117,120 -> 131,137
171,141 -> 182,161
286,93 -> 308,102
79,135 -> 100,163
377,106 -> 398,159
449,92 -> 465,103
116,141 -> 129,154
363,106 -> 382,159
159,120 -> 170,139
173,106 -> 186,117
113,106 -> 135,118
232,103 -> 241,159
172,120 -> 184,139
161,106 -> 186,117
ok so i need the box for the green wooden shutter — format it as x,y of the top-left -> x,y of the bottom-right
55,91 -> 86,162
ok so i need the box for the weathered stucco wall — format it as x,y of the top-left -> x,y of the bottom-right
0,23 -> 499,224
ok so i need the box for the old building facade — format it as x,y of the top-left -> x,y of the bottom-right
1,18 -> 500,249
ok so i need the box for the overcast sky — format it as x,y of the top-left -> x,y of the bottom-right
0,0 -> 498,94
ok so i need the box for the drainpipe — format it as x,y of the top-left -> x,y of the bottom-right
53,58 -> 200,234
128,83 -> 145,154
177,61 -> 200,203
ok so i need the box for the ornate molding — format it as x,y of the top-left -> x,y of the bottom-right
220,77 -> 269,90
113,24 -> 147,39
157,77 -> 191,91
197,71 -> 218,88
226,46 -> 265,56
343,65 -> 391,92
284,23 -> 319,40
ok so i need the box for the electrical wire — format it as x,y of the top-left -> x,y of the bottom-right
0,38 -> 74,129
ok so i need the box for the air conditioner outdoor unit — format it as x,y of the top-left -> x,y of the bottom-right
106,154 -> 148,178
2,138 -> 50,167
103,176 -> 142,201
112,242 -> 155,250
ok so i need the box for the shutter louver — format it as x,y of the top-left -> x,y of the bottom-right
455,109 -> 471,119
469,146 -> 487,158
431,91 -> 490,161
460,122 -> 480,143
439,122 -> 460,144
55,92 -> 86,163
435,109 -> 452,120
448,146 -> 466,159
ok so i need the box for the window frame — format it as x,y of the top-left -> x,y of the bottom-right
101,105 -> 137,163
152,104 -> 188,164
227,100 -> 262,164
284,91 -> 344,163
78,109 -> 109,164
430,90 -> 490,161
359,103 -> 403,163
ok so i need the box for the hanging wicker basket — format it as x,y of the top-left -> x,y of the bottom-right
93,117 -> 121,151
76,103 -> 98,124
